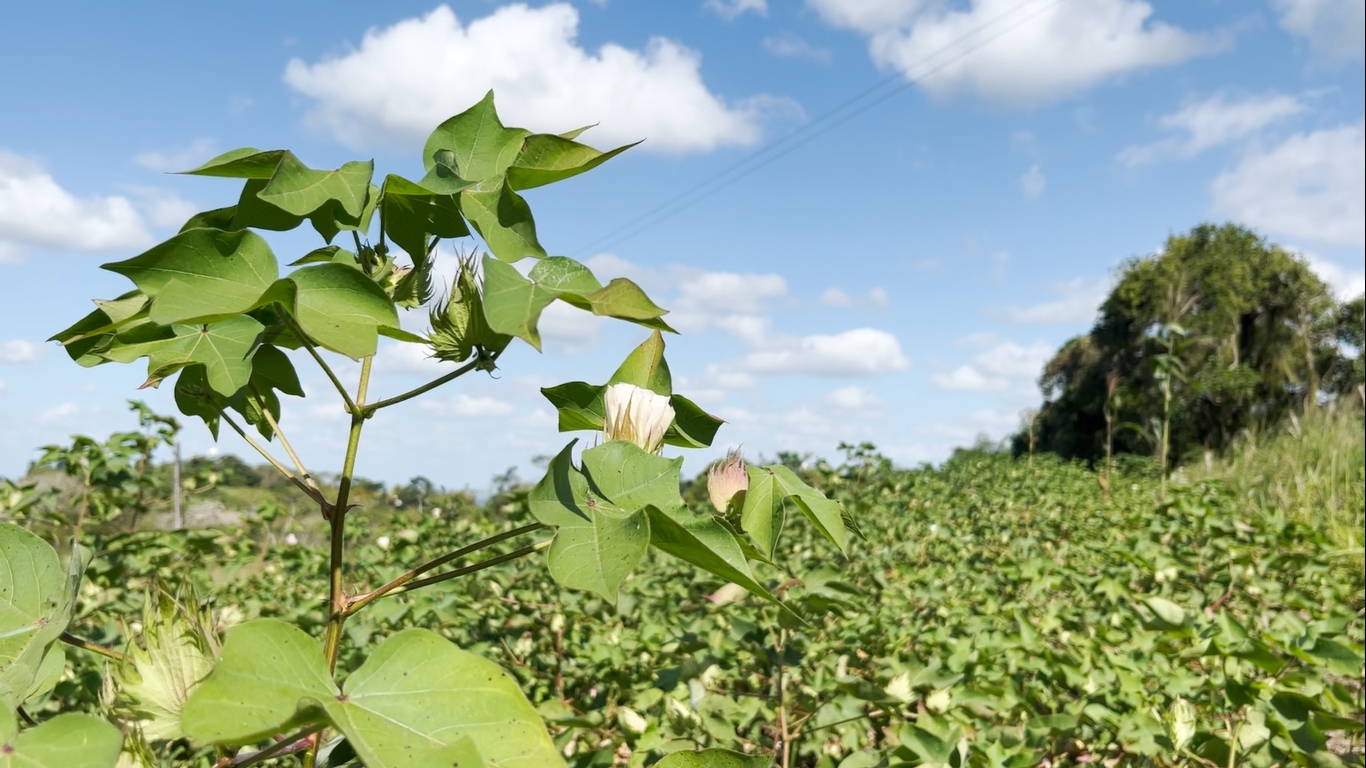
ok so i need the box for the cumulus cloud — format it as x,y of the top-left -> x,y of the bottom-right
1006,276 -> 1112,325
1118,91 -> 1305,166
1302,252 -> 1366,300
0,151 -> 150,259
825,385 -> 882,410
1210,121 -> 1365,249
538,300 -> 604,355
420,393 -> 517,418
763,32 -> 833,62
930,336 -> 1051,392
705,0 -> 767,20
819,286 -> 890,308
284,4 -> 791,153
0,340 -> 41,364
1019,163 -> 1046,199
807,0 -> 1223,107
741,328 -> 910,377
1273,0 -> 1365,64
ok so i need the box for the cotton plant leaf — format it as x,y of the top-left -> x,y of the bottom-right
0,709 -> 123,768
422,91 -> 530,183
0,526 -> 87,710
102,315 -> 264,396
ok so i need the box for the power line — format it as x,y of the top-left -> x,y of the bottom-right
572,0 -> 1060,257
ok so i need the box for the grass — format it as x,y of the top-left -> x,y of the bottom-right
1190,401 -> 1366,581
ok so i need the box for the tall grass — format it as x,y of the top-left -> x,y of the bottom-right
1191,402 -> 1366,579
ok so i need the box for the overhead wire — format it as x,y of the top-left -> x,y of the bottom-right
571,0 -> 1062,257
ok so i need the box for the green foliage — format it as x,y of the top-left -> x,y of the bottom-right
1028,223 -> 1359,464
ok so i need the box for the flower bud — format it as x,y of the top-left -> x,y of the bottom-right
707,449 -> 748,513
603,383 -> 674,454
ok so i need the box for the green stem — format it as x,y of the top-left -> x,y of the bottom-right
287,314 -> 358,416
252,385 -> 321,497
365,539 -> 551,602
321,356 -> 372,674
221,724 -> 324,768
363,350 -> 501,415
346,523 -> 546,616
59,632 -> 128,664
221,413 -> 324,506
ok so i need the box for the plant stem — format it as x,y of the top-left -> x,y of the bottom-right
287,314 -> 358,416
59,632 -> 128,664
321,357 -> 373,675
363,350 -> 501,415
367,539 -> 551,601
253,386 -> 321,498
346,523 -> 546,615
222,413 -> 325,506
219,724 -> 324,768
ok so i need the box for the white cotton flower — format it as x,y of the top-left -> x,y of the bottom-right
376,535 -> 391,550
284,533 -> 299,546
602,382 -> 674,455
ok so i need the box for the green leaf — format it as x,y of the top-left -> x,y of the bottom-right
481,256 -> 556,350
575,279 -> 670,325
766,465 -> 848,554
0,710 -> 123,768
609,331 -> 672,396
327,629 -> 562,768
1141,596 -> 1189,631
249,345 -> 304,398
180,148 -> 286,179
540,381 -> 605,432
740,466 -> 783,560
652,749 -> 771,768
104,315 -> 264,396
48,291 -> 150,367
173,365 -> 227,439
181,619 -> 335,746
580,441 -> 686,514
288,246 -> 356,267
379,174 -> 471,261
102,228 -> 279,325
423,91 -> 530,183
665,394 -> 724,448
258,154 -> 374,221
0,525 -> 84,710
528,256 -> 603,294
507,134 -> 639,190
179,206 -> 238,232
460,181 -> 545,262
232,179 -> 305,232
644,507 -> 778,608
285,264 -> 400,359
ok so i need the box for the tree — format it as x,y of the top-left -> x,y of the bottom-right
1026,223 -> 1348,464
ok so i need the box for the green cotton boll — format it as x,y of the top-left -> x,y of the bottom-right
428,255 -> 508,363
113,589 -> 218,741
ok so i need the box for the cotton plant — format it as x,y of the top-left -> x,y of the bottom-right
0,92 -> 850,768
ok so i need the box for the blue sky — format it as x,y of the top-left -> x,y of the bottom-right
2,0 -> 1363,492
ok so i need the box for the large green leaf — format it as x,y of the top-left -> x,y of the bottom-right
180,619 -> 334,746
528,257 -> 602,294
103,315 -> 264,396
183,621 -> 562,768
740,466 -> 784,560
531,443 -> 652,601
423,91 -> 530,183
580,441 -> 685,513
0,710 -> 122,768
664,394 -> 723,449
257,154 -> 374,221
180,148 -> 287,179
644,507 -> 778,608
653,749 -> 771,768
481,256 -> 556,351
0,526 -> 85,709
507,134 -> 639,191
460,181 -> 545,262
329,629 -> 562,768
232,179 -> 305,232
540,381 -> 606,432
379,174 -> 470,261
102,228 -> 279,325
49,291 -> 150,367
284,264 -> 400,360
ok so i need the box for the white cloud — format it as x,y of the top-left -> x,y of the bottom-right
0,340 -> 40,364
420,394 -> 516,418
763,32 -> 833,62
0,151 -> 150,258
134,138 -> 218,172
1274,0 -> 1365,64
820,286 -> 890,308
741,328 -> 910,377
1302,252 -> 1366,300
1118,91 -> 1305,166
808,0 -> 1222,107
1006,276 -> 1112,324
129,188 -> 199,229
539,300 -> 604,354
38,402 -> 78,424
1210,121 -> 1365,249
284,4 -> 790,153
676,270 -> 787,314
705,0 -> 767,20
825,385 -> 882,410
931,336 -> 1051,392
711,314 -> 772,347
1019,163 -> 1046,199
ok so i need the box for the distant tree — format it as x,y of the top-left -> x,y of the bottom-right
1023,223 -> 1352,464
